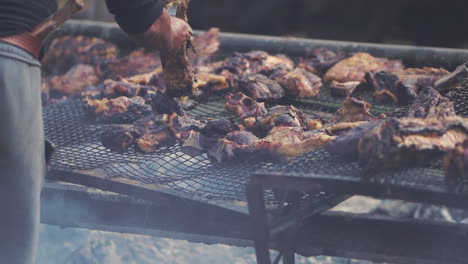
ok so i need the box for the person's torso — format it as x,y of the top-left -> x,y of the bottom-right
0,0 -> 57,37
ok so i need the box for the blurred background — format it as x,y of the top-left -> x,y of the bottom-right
71,0 -> 468,49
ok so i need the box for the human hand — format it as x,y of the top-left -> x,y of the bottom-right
130,9 -> 192,53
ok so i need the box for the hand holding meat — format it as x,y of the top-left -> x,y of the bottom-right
130,9 -> 192,53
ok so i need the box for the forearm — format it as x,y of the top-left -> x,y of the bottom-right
105,0 -> 164,34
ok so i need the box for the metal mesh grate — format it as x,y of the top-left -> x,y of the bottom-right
44,85 -> 468,205
44,97 -> 283,204
259,147 -> 468,197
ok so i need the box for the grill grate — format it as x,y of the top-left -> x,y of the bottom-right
44,85 -> 468,205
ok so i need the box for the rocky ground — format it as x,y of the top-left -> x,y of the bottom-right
36,196 -> 466,264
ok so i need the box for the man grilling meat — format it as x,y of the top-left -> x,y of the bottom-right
0,1 -> 191,263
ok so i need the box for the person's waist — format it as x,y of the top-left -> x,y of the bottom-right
0,40 -> 41,67
0,33 -> 42,60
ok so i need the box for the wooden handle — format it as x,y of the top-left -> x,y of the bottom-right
31,0 -> 84,40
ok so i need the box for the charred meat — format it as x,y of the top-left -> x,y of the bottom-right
99,50 -> 162,80
42,35 -> 118,75
366,67 -> 449,104
254,126 -> 333,160
278,68 -> 322,98
325,121 -> 382,160
208,131 -> 259,162
47,64 -> 100,95
135,125 -> 175,153
189,28 -> 220,66
329,97 -> 381,124
324,52 -> 404,83
444,140 -> 468,184
298,48 -> 347,76
100,124 -> 141,153
84,96 -> 152,123
359,117 -> 468,172
240,74 -> 285,101
406,87 -> 455,118
225,92 -> 268,119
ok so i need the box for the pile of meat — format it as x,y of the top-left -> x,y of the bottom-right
41,30 -> 468,182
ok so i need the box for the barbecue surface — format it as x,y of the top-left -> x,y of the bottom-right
43,24 -> 468,207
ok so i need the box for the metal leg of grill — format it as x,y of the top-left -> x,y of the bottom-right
246,181 -> 272,264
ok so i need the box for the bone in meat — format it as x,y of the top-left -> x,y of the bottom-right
161,0 -> 194,97
84,96 -> 152,123
225,92 -> 267,119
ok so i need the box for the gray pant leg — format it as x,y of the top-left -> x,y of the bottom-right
0,44 -> 44,264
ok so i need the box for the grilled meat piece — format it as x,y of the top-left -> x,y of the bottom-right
254,126 -> 333,160
101,80 -> 160,98
329,97 -> 381,124
99,50 -> 162,80
42,35 -> 118,75
133,114 -> 170,133
48,64 -> 100,95
298,48 -> 347,76
150,91 -> 185,115
208,131 -> 259,162
255,105 -> 323,135
225,92 -> 267,119
325,121 -> 382,160
324,52 -> 404,83
444,140 -> 468,184
329,80 -> 361,97
240,74 -> 285,101
100,124 -> 141,153
189,27 -> 220,66
435,61 -> 468,94
160,0 -> 194,97
366,67 -> 450,104
216,51 -> 294,77
407,87 -> 455,118
135,125 -> 175,153
169,113 -> 205,140
359,117 -> 468,172
193,71 -> 229,93
278,68 -> 322,98
84,96 -> 152,123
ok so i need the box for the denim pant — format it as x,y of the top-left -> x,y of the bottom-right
0,42 -> 44,264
